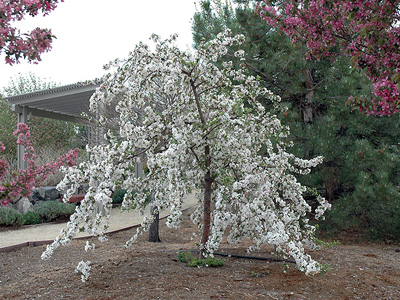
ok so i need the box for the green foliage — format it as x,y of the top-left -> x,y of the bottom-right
33,201 -> 76,222
299,113 -> 400,240
192,0 -> 400,241
0,97 -> 17,160
2,72 -> 59,97
22,211 -> 43,225
112,188 -> 126,204
177,251 -> 224,267
192,0 -> 351,109
177,251 -> 190,263
0,207 -> 24,227
315,238 -> 340,248
319,263 -> 332,274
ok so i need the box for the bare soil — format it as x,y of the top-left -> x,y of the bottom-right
0,208 -> 399,300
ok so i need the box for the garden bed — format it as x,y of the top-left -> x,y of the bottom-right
0,207 -> 399,299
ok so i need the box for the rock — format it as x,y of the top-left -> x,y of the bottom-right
15,197 -> 33,214
31,190 -> 45,203
44,187 -> 61,201
35,187 -> 46,199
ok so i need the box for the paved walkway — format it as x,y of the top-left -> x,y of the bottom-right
0,193 -> 198,252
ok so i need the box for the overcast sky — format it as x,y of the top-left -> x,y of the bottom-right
0,0 -> 200,89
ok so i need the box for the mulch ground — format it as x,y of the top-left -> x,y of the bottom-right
0,207 -> 399,300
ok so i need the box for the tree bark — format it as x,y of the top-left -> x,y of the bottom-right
149,205 -> 161,243
200,145 -> 212,258
303,69 -> 314,124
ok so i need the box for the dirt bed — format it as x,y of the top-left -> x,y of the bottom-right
0,208 -> 399,300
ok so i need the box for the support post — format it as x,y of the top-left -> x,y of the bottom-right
17,106 -> 29,170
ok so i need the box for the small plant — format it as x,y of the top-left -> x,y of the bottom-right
250,271 -> 266,278
177,251 -> 190,263
23,211 -> 43,225
177,251 -> 224,268
319,263 -> 332,274
315,239 -> 340,248
33,201 -> 76,222
0,207 -> 24,227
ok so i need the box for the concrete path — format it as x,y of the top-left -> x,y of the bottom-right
0,193 -> 198,251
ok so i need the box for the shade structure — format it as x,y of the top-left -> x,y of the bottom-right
5,83 -> 99,169
6,83 -> 99,123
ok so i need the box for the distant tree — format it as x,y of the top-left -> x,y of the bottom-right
0,0 -> 64,65
192,0 -> 367,124
193,0 -> 400,240
0,96 -> 17,160
2,72 -> 58,96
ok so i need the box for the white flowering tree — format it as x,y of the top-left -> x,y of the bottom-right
42,30 -> 330,281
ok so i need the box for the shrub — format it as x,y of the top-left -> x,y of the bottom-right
177,251 -> 224,268
112,189 -> 126,204
33,201 -> 76,222
0,207 -> 24,227
23,211 -> 43,225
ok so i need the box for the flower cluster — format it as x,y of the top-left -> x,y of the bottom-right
0,0 -> 63,65
43,29 -> 330,278
75,260 -> 91,283
0,123 -> 80,205
258,0 -> 400,116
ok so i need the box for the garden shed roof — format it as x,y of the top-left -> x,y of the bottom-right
6,83 -> 99,123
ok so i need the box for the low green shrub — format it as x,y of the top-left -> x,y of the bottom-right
23,211 -> 43,225
0,207 -> 24,227
112,189 -> 126,204
177,251 -> 224,268
33,201 -> 76,222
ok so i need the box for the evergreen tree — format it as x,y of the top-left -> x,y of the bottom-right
192,0 -> 400,240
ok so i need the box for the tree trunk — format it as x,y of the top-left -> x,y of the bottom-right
303,69 -> 314,124
149,205 -> 161,243
200,145 -> 212,259
136,161 -> 161,243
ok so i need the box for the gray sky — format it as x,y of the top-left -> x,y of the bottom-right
0,0 -> 199,89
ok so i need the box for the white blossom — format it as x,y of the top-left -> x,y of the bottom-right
42,29 -> 330,280
75,261 -> 91,282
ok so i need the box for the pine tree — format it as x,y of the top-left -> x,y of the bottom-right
192,0 -> 400,240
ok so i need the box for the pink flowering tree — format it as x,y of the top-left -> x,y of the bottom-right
257,0 -> 400,116
0,123 -> 80,206
0,0 -> 64,65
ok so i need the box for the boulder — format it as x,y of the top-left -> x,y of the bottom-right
34,187 -> 46,199
31,189 -> 45,203
14,197 -> 33,214
44,187 -> 61,201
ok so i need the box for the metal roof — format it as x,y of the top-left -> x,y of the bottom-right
6,83 -> 100,123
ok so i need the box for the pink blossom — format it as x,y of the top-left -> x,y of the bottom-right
0,0 -> 63,65
0,123 -> 80,206
258,0 -> 400,116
